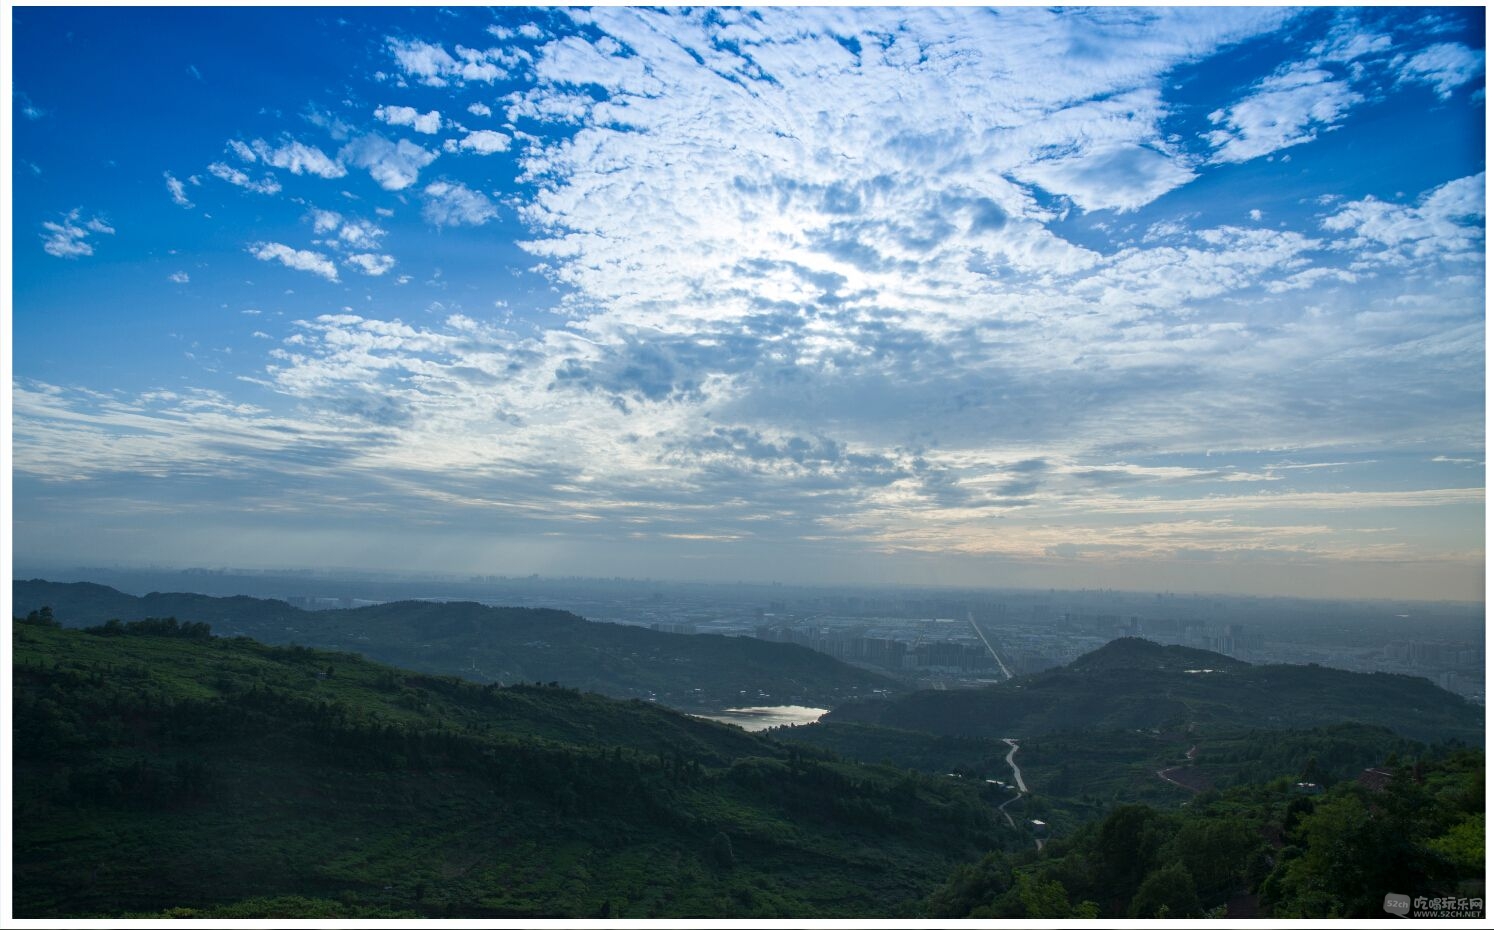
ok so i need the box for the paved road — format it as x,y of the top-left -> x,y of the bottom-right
999,738 -> 1044,851
1001,738 -> 1029,793
997,792 -> 1020,828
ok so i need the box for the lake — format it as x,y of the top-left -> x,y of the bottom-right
695,705 -> 828,731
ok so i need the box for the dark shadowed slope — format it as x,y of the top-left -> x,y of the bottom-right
825,638 -> 1480,745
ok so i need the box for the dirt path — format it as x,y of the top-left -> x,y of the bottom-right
1156,745 -> 1212,793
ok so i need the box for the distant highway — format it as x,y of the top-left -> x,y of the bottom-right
968,614 -> 1014,680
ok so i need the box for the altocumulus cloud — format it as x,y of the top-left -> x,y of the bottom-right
40,209 -> 114,258
9,7 -> 1486,597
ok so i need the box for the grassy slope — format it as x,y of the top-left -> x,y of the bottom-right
12,622 -> 996,919
779,638 -> 1473,833
13,580 -> 899,711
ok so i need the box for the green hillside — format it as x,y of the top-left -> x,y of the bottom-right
13,580 -> 898,712
12,618 -> 999,919
925,747 -> 1483,919
824,638 -> 1481,745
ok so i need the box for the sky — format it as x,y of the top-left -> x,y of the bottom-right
8,6 -> 1487,601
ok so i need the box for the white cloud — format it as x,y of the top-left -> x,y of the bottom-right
422,180 -> 498,226
227,139 -> 257,163
447,128 -> 512,155
169,271 -> 190,284
17,9 -> 1484,599
374,104 -> 443,134
1016,143 -> 1196,213
338,219 -> 387,249
467,102 -> 493,117
165,171 -> 194,208
310,208 -> 343,235
40,209 -> 115,258
1322,173 -> 1485,264
345,253 -> 397,276
250,138 -> 346,178
1398,42 -> 1484,99
388,38 -> 458,85
387,38 -> 516,87
17,91 -> 46,120
1205,62 -> 1364,164
207,161 -> 282,195
248,241 -> 340,281
307,208 -> 387,250
340,134 -> 438,191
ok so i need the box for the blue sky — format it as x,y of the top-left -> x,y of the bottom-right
10,6 -> 1486,600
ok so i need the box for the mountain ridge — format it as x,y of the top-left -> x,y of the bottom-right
13,579 -> 898,712
823,637 -> 1479,744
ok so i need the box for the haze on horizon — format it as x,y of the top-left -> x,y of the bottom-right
10,7 -> 1486,604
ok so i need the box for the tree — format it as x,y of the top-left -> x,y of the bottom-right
1008,873 -> 1098,919
1129,861 -> 1200,918
1166,818 -> 1260,901
926,852 -> 1012,917
709,831 -> 735,868
21,606 -> 59,627
1096,805 -> 1169,895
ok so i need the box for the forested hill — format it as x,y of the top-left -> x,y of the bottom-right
12,619 -> 1000,918
13,580 -> 897,711
824,638 -> 1481,745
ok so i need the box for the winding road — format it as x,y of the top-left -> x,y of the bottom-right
1001,738 -> 1028,793
999,738 -> 1043,851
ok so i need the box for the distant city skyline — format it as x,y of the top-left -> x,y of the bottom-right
11,7 -> 1486,602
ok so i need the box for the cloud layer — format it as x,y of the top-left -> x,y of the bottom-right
12,7 -> 1486,598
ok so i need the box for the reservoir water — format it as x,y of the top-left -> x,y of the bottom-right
695,705 -> 828,731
